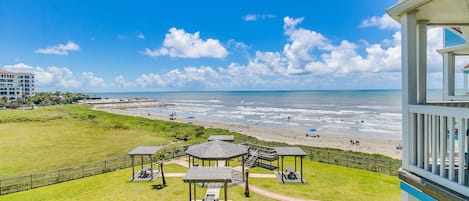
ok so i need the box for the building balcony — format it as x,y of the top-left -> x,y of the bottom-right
406,102 -> 469,198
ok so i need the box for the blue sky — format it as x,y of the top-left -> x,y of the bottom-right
0,0 -> 456,92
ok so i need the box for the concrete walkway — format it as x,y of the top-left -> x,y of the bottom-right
239,183 -> 318,201
250,173 -> 276,178
164,173 -> 185,177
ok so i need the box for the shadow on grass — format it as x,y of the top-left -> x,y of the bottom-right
152,184 -> 167,190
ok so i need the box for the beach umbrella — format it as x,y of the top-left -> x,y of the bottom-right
309,128 -> 317,132
187,115 -> 195,119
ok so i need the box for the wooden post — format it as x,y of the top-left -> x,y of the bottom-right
161,162 -> 166,186
131,156 -> 135,181
0,179 -> 2,195
193,182 -> 196,201
300,156 -> 303,183
281,156 -> 284,182
244,169 -> 250,197
188,183 -> 191,201
141,155 -> 144,169
104,160 -> 107,171
242,155 -> 245,181
202,160 -> 204,166
224,181 -> 228,201
30,174 -> 33,189
82,165 -> 85,178
188,156 -> 191,168
150,155 -> 153,180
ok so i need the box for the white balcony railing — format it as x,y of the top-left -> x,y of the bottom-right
408,104 -> 469,197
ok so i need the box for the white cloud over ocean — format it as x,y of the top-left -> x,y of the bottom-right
143,28 -> 228,59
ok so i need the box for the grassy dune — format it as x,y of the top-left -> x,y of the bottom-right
0,105 -> 241,177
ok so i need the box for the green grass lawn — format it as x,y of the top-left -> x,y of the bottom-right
0,105 -> 242,177
0,158 -> 400,201
0,163 -> 274,201
250,158 -> 400,201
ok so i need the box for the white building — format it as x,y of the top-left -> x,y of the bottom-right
0,70 -> 35,100
387,0 -> 469,200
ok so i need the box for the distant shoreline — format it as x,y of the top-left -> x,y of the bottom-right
80,98 -> 174,109
98,107 -> 403,159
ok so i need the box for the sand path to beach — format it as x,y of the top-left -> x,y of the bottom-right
98,108 -> 402,159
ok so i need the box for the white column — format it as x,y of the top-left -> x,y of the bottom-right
457,118 -> 466,185
443,53 -> 455,100
417,20 -> 428,104
401,11 -> 418,169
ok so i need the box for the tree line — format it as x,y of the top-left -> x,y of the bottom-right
0,92 -> 89,109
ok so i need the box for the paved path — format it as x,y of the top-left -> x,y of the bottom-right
250,173 -> 276,178
239,183 -> 318,201
166,157 -> 188,167
164,173 -> 185,177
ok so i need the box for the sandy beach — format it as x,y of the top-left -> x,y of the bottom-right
97,107 -> 402,159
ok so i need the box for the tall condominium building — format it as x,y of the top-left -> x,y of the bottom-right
0,70 -> 35,100
387,0 -> 469,200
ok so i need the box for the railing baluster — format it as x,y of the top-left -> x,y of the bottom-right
440,116 -> 447,178
449,117 -> 455,181
458,118 -> 466,185
417,113 -> 423,167
424,114 -> 430,171
432,115 -> 437,174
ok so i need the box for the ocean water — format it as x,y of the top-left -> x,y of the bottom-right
90,90 -> 410,140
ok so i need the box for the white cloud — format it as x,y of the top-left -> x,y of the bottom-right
82,72 -> 106,87
143,28 -> 228,59
243,14 -> 276,21
128,16 -> 411,90
34,41 -> 80,56
136,33 -> 145,39
360,14 -> 400,30
227,39 -> 249,50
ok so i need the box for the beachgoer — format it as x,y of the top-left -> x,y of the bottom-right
350,139 -> 354,145
355,140 -> 360,145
